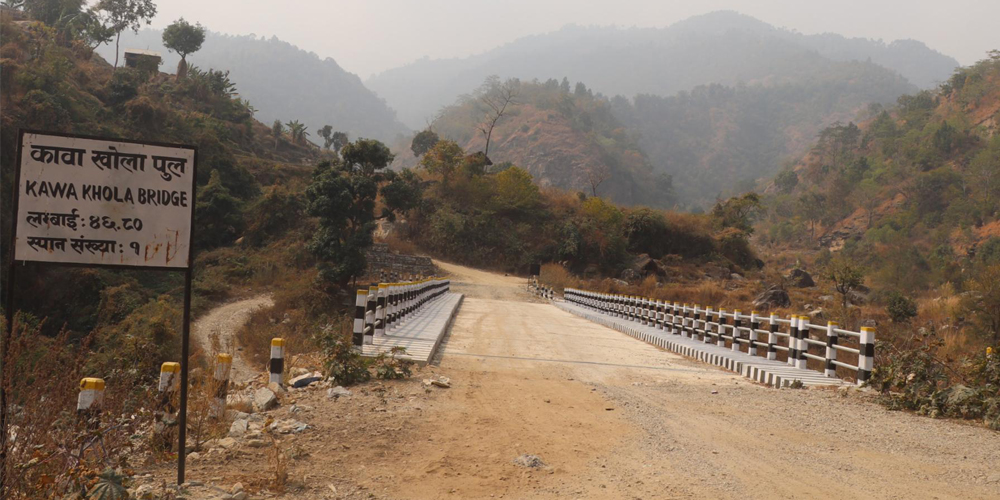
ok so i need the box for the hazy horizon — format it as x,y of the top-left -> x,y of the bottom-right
143,0 -> 997,79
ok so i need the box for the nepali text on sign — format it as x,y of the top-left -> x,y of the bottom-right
13,131 -> 196,268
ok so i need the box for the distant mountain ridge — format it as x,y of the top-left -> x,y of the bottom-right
97,30 -> 408,142
367,11 -> 958,129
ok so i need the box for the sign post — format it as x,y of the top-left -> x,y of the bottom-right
2,130 -> 198,488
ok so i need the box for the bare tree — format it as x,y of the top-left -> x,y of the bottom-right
586,163 -> 612,197
477,76 -> 519,157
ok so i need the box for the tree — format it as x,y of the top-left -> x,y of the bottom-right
585,163 -> 611,197
195,170 -> 243,249
285,120 -> 309,145
341,138 -> 394,177
476,75 -> 519,157
854,179 -> 881,229
798,191 -> 827,240
305,138 -> 400,286
774,169 -> 798,194
94,0 -> 157,69
331,131 -> 348,153
827,258 -> 865,308
379,168 -> 423,221
490,166 -> 540,216
885,291 -> 918,323
305,160 -> 378,286
161,18 -> 205,80
410,129 -> 440,157
711,192 -> 762,234
271,119 -> 284,150
317,125 -> 333,149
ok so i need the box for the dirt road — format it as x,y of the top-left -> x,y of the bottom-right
192,295 -> 273,383
156,262 -> 1000,499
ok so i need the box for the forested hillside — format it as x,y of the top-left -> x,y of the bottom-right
98,29 -> 408,142
757,51 -> 1000,297
396,78 -> 673,207
612,60 -> 913,206
367,11 -> 954,129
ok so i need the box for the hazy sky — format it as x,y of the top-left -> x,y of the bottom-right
149,0 -> 998,79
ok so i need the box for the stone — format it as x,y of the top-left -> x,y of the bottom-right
228,419 -> 248,437
231,493 -> 247,500
269,418 -> 309,434
328,386 -> 352,399
848,289 -> 869,305
786,269 -> 815,288
231,483 -> 244,494
133,484 -> 157,500
819,295 -> 834,302
245,438 -> 270,448
808,308 -> 825,319
253,387 -> 278,412
513,454 -> 546,468
730,273 -> 745,281
425,376 -> 451,388
752,286 -> 791,311
291,373 -> 323,388
620,268 -> 641,282
267,381 -> 286,394
217,437 -> 238,449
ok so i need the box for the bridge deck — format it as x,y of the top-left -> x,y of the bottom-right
361,293 -> 464,364
556,301 -> 850,388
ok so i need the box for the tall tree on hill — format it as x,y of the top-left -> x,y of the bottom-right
94,0 -> 157,69
476,75 -> 519,157
286,120 -> 309,145
318,125 -> 333,149
162,18 -> 205,80
306,138 -> 414,286
410,129 -> 440,157
271,119 -> 284,150
331,131 -> 349,153
586,163 -> 612,197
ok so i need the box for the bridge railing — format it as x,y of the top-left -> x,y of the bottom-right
563,288 -> 873,385
527,277 -> 554,299
353,277 -> 451,349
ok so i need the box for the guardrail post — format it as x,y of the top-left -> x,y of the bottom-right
767,313 -> 778,360
797,316 -> 809,369
269,338 -> 285,386
858,327 -> 875,384
732,310 -> 742,352
656,299 -> 665,330
787,314 -> 798,366
749,311 -> 759,356
716,307 -> 726,347
682,304 -> 690,337
825,321 -> 838,377
353,289 -> 366,349
375,284 -> 387,338
365,286 -> 377,343
213,354 -> 231,417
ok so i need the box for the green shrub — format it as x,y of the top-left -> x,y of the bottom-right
885,291 -> 918,323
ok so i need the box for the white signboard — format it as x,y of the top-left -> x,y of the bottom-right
13,131 -> 196,269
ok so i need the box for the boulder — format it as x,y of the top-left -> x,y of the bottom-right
327,386 -> 352,399
786,269 -> 815,288
253,387 -> 278,412
752,286 -> 791,311
228,419 -> 248,437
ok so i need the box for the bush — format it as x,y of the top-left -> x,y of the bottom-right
885,291 -> 918,323
317,326 -> 371,386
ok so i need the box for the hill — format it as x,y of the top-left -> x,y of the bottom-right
757,51 -> 1000,297
367,11 -> 956,129
97,29 -> 408,143
396,79 -> 672,207
612,59 -> 914,207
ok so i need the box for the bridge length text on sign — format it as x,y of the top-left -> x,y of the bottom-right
13,131 -> 196,268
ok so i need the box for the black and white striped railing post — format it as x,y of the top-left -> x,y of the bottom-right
767,313 -> 778,360
353,289 -> 366,350
375,284 -> 387,338
732,310 -> 742,352
269,338 -> 285,386
749,311 -> 759,356
787,314 -> 798,366
796,316 -> 809,369
364,286 -> 376,344
825,321 -> 838,377
78,377 -> 105,428
715,307 -> 725,347
858,326 -> 875,385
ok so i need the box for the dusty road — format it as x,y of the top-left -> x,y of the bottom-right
192,295 -> 273,384
156,262 -> 1000,499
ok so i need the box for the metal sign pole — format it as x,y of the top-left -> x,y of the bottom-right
177,267 -> 193,484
